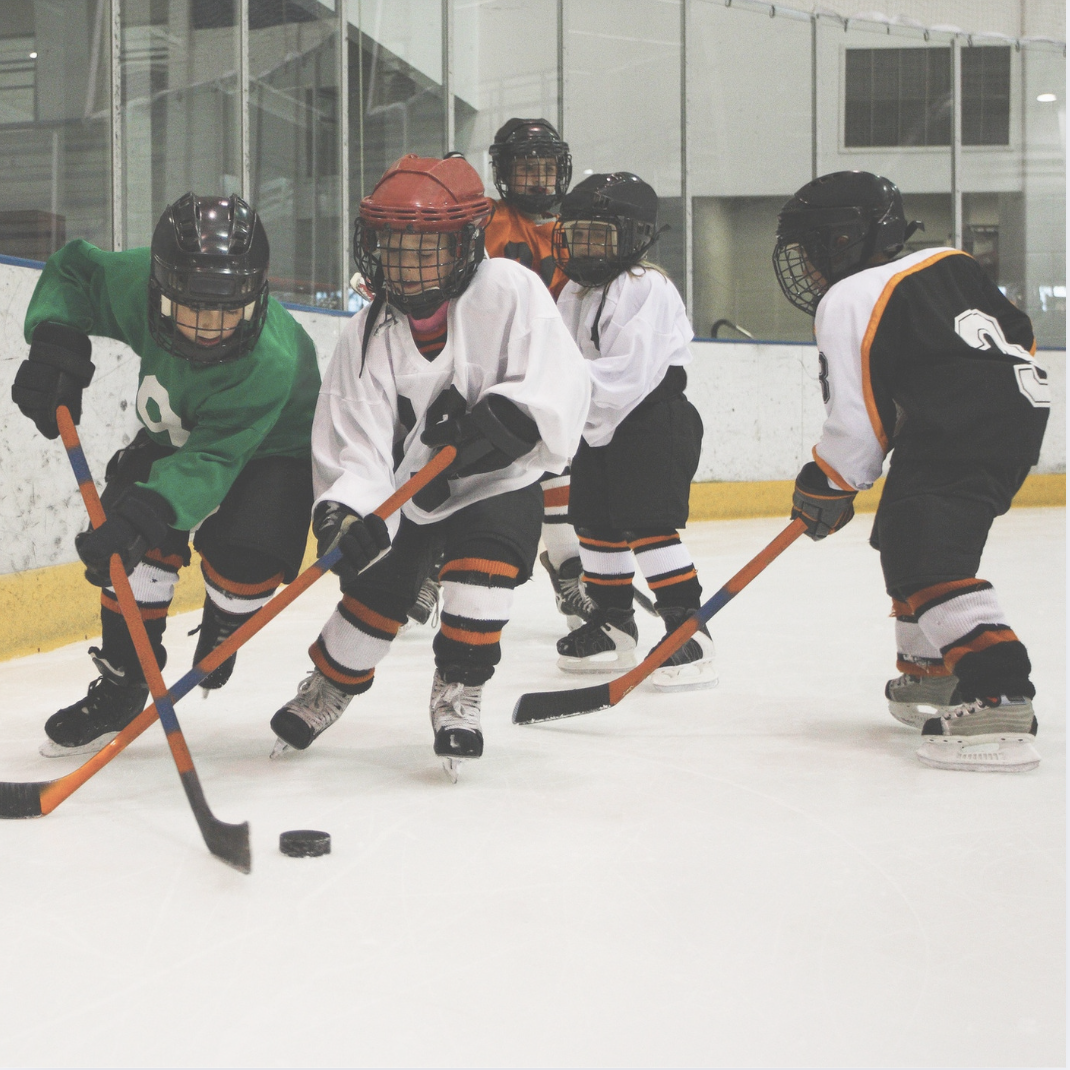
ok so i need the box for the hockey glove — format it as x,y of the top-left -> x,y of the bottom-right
12,323 -> 95,440
312,500 -> 391,575
791,461 -> 856,541
75,485 -> 176,586
416,389 -> 540,510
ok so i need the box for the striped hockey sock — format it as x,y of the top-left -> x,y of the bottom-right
578,533 -> 635,612
99,549 -> 183,672
310,594 -> 403,695
891,598 -> 949,676
540,471 -> 580,569
906,579 -> 1034,700
629,532 -> 700,610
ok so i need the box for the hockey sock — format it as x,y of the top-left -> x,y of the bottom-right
629,531 -> 701,611
434,546 -> 520,686
578,531 -> 635,613
200,549 -> 283,619
99,549 -> 182,675
540,470 -> 580,569
310,594 -> 403,695
905,579 -> 1035,700
891,598 -> 949,675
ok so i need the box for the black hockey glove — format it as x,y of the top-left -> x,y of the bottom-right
415,388 -> 540,510
75,485 -> 176,587
312,500 -> 391,575
12,322 -> 95,440
791,461 -> 857,541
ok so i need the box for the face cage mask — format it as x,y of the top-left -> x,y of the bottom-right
772,220 -> 873,317
494,147 -> 572,215
355,224 -> 480,318
552,216 -> 655,287
147,277 -> 268,365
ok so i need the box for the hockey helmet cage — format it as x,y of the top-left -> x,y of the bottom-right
551,172 -> 663,287
773,170 -> 922,316
148,192 -> 270,365
489,118 -> 572,215
353,154 -> 493,318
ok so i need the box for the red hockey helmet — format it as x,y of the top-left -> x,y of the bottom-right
354,155 -> 492,316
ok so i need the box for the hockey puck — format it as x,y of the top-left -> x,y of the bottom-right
279,830 -> 331,858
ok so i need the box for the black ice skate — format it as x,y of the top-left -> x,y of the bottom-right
407,576 -> 441,627
648,606 -> 718,692
430,670 -> 484,782
540,551 -> 596,630
917,695 -> 1039,773
192,598 -> 248,694
556,607 -> 638,674
40,648 -> 149,757
269,669 -> 354,757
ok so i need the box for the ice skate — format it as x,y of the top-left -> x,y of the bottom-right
409,577 -> 442,627
269,669 -> 353,756
556,608 -> 638,674
885,666 -> 960,728
430,670 -> 483,781
917,695 -> 1040,772
40,648 -> 149,757
192,598 -> 247,695
648,607 -> 718,692
540,551 -> 596,630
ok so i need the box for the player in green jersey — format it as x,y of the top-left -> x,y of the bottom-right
13,193 -> 321,756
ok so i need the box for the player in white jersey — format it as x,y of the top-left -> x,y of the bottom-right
550,173 -> 716,691
268,154 -> 589,778
773,170 -> 1048,772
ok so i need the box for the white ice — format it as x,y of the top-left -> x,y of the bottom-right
0,510 -> 1063,1068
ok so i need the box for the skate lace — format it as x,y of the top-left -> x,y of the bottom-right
292,672 -> 352,732
431,679 -> 482,733
414,580 -> 441,628
559,574 -> 596,618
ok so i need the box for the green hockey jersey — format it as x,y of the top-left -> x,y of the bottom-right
24,240 -> 321,531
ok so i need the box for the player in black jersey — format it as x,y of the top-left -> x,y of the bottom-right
773,170 -> 1049,772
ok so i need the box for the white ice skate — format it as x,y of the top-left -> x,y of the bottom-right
650,628 -> 718,692
430,671 -> 483,782
916,695 -> 1040,772
269,669 -> 354,758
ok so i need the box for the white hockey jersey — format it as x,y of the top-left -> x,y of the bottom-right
556,267 -> 693,447
313,257 -> 590,533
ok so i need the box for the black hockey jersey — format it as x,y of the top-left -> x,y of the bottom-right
812,248 -> 1049,491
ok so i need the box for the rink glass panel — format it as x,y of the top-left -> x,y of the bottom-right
0,0 -> 111,259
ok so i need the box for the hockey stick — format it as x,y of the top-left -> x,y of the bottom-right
58,406 -> 252,872
512,517 -> 807,724
0,430 -> 456,831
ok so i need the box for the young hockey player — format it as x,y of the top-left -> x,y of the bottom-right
14,193 -> 319,755
268,154 -> 589,776
483,117 -> 594,632
773,170 -> 1048,772
550,172 -> 716,691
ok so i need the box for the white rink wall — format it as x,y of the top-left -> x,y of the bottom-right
0,257 -> 1064,576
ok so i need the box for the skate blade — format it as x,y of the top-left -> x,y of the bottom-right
39,732 -> 117,758
442,758 -> 463,783
651,662 -> 719,693
557,651 -> 637,675
269,738 -> 292,760
888,701 -> 948,729
916,734 -> 1041,773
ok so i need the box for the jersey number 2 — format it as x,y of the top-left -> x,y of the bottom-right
953,309 -> 1051,408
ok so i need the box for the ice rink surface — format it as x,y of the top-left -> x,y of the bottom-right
0,509 -> 1063,1068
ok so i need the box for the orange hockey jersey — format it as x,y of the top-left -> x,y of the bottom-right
483,200 -> 569,300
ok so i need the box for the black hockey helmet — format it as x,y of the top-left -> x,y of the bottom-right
772,171 -> 922,316
551,172 -> 663,287
148,192 -> 270,365
489,118 -> 572,215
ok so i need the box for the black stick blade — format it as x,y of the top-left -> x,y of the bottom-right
0,781 -> 44,819
512,683 -> 613,724
203,819 -> 252,874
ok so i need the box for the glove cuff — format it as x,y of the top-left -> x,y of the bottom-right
116,486 -> 175,550
30,322 -> 95,386
469,395 -> 539,462
796,460 -> 855,499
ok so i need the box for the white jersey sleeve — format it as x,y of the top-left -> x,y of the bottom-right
557,268 -> 693,447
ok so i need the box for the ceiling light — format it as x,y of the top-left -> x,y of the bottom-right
29,51 -> 37,59
1036,93 -> 1057,103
